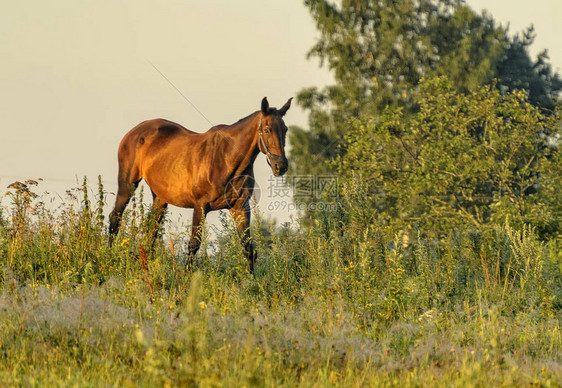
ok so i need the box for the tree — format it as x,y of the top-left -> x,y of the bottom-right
495,26 -> 562,112
291,0 -> 561,187
340,77 -> 561,238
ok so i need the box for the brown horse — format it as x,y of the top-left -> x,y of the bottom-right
109,97 -> 292,273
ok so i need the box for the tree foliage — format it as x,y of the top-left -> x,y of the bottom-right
496,26 -> 562,111
340,77 -> 561,238
291,0 -> 562,181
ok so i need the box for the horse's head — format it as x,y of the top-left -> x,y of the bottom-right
258,97 -> 292,176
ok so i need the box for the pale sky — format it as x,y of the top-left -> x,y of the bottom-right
1,0 -> 560,227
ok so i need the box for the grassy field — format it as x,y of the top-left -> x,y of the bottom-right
0,178 -> 561,387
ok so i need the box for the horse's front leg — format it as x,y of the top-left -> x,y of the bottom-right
187,206 -> 207,271
229,206 -> 256,274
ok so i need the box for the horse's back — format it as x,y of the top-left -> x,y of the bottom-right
119,119 -> 198,155
127,118 -> 196,140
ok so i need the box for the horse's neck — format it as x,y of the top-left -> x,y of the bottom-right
222,113 -> 261,173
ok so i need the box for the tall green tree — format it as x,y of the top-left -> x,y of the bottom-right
291,0 -> 561,183
496,26 -> 562,112
340,77 -> 561,238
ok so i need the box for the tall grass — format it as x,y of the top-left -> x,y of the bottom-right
0,178 -> 560,386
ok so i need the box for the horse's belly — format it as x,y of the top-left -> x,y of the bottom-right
142,159 -> 197,208
141,143 -> 230,209
144,167 -> 223,209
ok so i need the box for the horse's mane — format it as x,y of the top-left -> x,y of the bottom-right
208,111 -> 258,133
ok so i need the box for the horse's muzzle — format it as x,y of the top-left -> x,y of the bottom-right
270,154 -> 289,176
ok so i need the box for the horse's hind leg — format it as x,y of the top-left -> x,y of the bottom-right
147,195 -> 168,249
187,205 -> 208,271
109,167 -> 140,244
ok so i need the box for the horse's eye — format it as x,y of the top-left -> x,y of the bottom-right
265,128 -> 270,134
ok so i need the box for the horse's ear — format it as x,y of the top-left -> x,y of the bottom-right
279,97 -> 293,116
261,97 -> 269,115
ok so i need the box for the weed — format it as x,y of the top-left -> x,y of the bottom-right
0,178 -> 560,386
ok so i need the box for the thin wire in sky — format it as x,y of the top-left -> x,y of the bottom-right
146,58 -> 258,161
146,59 -> 214,126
